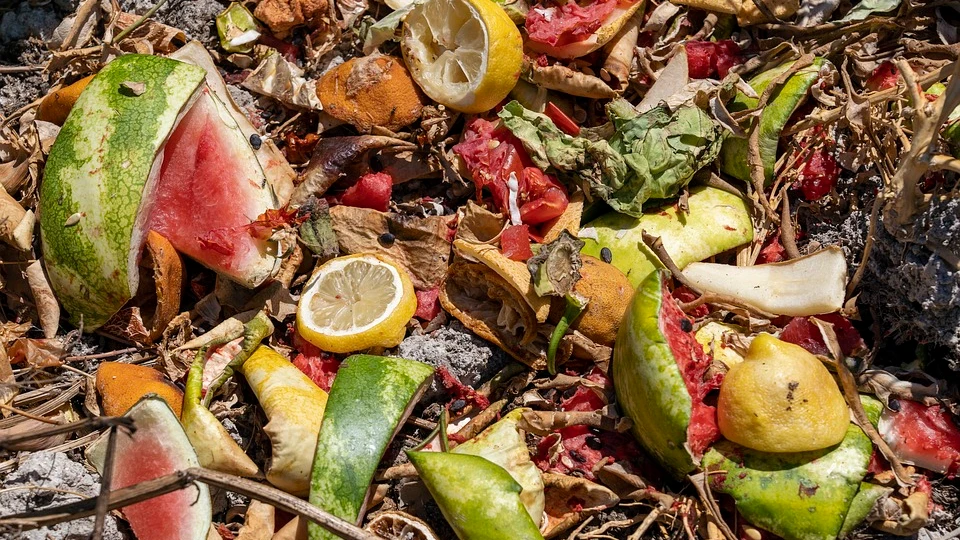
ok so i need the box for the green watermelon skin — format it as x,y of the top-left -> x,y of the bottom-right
40,54 -> 205,328
308,355 -> 434,540
408,451 -> 545,540
701,424 -> 872,540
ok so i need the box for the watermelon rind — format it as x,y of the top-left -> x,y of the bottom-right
308,355 -> 434,540
87,394 -> 212,540
451,408 -> 545,526
613,270 -> 697,477
579,186 -> 753,288
41,54 -> 205,329
41,53 -> 282,329
407,451 -> 545,540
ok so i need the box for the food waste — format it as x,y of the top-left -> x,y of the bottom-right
1,0 -> 959,539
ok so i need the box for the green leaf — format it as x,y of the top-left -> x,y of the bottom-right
841,0 -> 900,21
498,100 -> 723,218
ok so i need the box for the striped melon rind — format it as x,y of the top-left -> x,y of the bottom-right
308,355 -> 434,540
40,54 -> 280,329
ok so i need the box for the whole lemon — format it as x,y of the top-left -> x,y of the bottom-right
717,333 -> 849,453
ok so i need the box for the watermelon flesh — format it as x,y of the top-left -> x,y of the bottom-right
88,396 -> 212,540
143,89 -> 279,286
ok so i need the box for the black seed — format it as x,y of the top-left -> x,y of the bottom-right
569,449 -> 587,463
450,399 -> 466,413
680,318 -> 693,332
888,398 -> 901,412
249,133 -> 262,150
379,232 -> 396,245
585,436 -> 603,450
600,247 -> 613,263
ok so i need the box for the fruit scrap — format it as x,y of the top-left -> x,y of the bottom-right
878,399 -> 960,475
40,54 -> 282,329
216,2 -> 260,53
254,0 -> 329,37
87,396 -> 212,540
613,270 -> 722,477
317,56 -> 426,132
717,333 -> 849,453
682,246 -> 847,317
339,172 -> 394,212
36,75 -> 95,125
702,419 -> 874,540
407,451 -> 545,540
719,57 -> 828,184
579,186 -> 753,288
181,312 -> 272,477
240,345 -> 329,495
96,362 -> 184,418
451,408 -> 546,525
524,0 -> 644,59
308,355 -> 434,539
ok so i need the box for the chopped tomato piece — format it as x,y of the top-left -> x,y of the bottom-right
340,172 -> 393,212
501,224 -> 533,261
414,287 -> 441,321
794,149 -> 839,201
545,102 -> 580,136
866,61 -> 899,92
686,40 -> 743,79
779,314 -> 865,357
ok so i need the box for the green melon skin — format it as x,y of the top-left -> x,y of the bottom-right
701,424 -> 872,540
408,451 -> 545,540
308,355 -> 434,540
613,270 -> 697,478
580,186 -> 752,288
40,54 -> 206,329
718,57 -> 828,184
87,395 -> 212,540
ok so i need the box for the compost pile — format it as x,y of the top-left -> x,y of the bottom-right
2,0 -> 960,539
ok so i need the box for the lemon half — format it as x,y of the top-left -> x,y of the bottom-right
296,254 -> 416,353
401,0 -> 522,113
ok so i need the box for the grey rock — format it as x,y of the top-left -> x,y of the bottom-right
0,4 -> 60,43
805,194 -> 960,369
0,452 -> 122,540
397,321 -> 510,400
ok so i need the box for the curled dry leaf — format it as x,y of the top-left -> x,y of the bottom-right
453,239 -> 551,322
0,403 -> 78,451
25,261 -> 59,339
235,500 -> 275,540
0,186 -> 35,251
518,409 -> 631,436
7,338 -> 64,368
522,60 -> 617,99
331,205 -> 453,289
0,345 -> 15,417
541,473 -> 620,538
242,51 -> 321,110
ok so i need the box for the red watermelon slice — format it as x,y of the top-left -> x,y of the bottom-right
88,395 -> 212,540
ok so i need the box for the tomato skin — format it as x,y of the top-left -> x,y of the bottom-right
866,61 -> 899,91
501,225 -> 533,261
545,102 -> 580,136
340,172 -> 393,212
454,118 -> 570,227
686,40 -> 742,79
795,149 -> 839,201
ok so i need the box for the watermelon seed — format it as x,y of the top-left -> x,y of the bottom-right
379,232 -> 396,245
600,247 -> 612,263
64,212 -> 84,227
250,133 -> 262,150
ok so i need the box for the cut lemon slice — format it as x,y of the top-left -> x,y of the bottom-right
401,0 -> 522,113
296,254 -> 416,353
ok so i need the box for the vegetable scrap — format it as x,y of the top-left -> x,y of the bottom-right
2,0 -> 960,539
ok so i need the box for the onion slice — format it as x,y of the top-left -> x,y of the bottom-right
682,246 -> 847,316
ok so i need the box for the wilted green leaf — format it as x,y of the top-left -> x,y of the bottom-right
527,230 -> 584,297
299,197 -> 338,260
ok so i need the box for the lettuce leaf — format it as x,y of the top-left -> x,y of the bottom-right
499,100 -> 724,217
